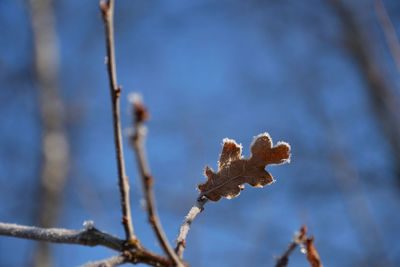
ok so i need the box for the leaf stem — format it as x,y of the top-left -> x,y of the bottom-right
175,195 -> 208,258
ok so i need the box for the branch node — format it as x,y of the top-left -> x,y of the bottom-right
129,92 -> 149,123
179,239 -> 186,249
145,174 -> 154,186
124,237 -> 140,249
99,1 -> 109,15
115,86 -> 122,98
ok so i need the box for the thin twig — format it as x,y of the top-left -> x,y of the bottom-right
275,226 -> 307,267
328,0 -> 400,185
374,0 -> 400,77
0,222 -> 172,266
129,95 -> 184,267
81,254 -> 128,267
100,0 -> 136,243
175,195 -> 208,258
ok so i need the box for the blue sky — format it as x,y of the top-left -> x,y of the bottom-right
1,0 -> 400,266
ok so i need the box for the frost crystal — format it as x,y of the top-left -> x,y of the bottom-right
128,92 -> 142,105
83,220 -> 94,230
140,198 -> 147,210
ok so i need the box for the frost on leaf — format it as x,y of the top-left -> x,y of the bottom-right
198,133 -> 291,201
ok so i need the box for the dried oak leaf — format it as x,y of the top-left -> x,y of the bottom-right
198,133 -> 291,201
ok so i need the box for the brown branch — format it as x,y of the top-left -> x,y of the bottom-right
275,226 -> 307,267
0,222 -> 172,267
129,94 -> 184,267
100,0 -> 136,243
175,195 -> 208,258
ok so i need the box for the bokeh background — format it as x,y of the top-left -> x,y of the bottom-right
1,0 -> 400,266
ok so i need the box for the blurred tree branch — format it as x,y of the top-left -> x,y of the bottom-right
0,1 -> 180,266
328,0 -> 400,185
0,0 -> 338,266
297,67 -> 391,265
27,0 -> 69,266
374,0 -> 400,76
